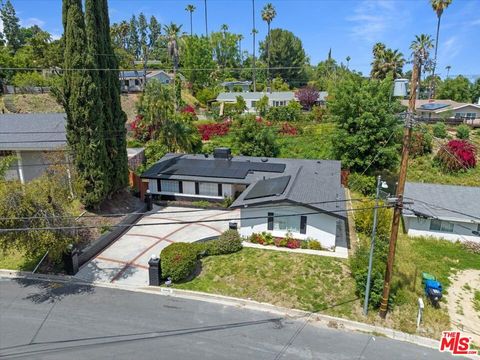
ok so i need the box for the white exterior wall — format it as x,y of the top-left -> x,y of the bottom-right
3,150 -> 53,183
239,203 -> 339,249
403,216 -> 480,243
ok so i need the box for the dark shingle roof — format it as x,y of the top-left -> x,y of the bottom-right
0,113 -> 67,150
403,182 -> 480,223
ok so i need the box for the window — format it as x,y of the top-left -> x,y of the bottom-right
455,112 -> 477,120
0,150 -> 14,157
251,101 -> 257,108
429,219 -> 454,232
273,100 -> 287,107
134,79 -> 140,86
199,182 -> 218,196
160,180 -> 179,193
274,214 -> 300,233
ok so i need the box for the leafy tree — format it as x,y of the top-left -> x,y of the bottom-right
436,75 -> 472,102
61,0 -> 110,207
182,35 -> 215,90
233,116 -> 279,157
256,95 -> 269,116
11,71 -> 48,87
0,0 -> 22,51
259,28 -> 308,87
471,78 -> 480,104
210,26 -> 241,78
234,95 -> 247,114
329,73 -> 402,173
128,15 -> 140,58
271,76 -> 289,91
295,86 -> 319,110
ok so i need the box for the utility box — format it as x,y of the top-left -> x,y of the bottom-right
229,222 -> 238,230
63,244 -> 79,275
148,255 -> 161,286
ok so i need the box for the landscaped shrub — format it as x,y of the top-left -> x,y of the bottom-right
278,122 -> 298,136
409,126 -> 432,157
432,122 -> 447,138
307,240 -> 322,250
354,200 -> 392,240
286,239 -> 301,249
435,139 -> 477,172
456,124 -> 470,140
197,121 -> 230,140
208,229 -> 243,255
265,102 -> 302,122
161,243 -> 198,282
180,105 -> 198,122
249,233 -> 265,245
348,173 -> 376,196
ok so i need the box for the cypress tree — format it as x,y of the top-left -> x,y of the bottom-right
86,0 -> 128,193
62,0 -> 109,207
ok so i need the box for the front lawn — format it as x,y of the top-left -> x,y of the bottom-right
0,249 -> 39,271
174,247 -> 358,318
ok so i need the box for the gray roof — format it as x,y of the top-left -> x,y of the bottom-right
403,182 -> 480,223
120,70 -> 147,78
216,91 -> 296,102
220,81 -> 252,86
142,153 -> 346,218
0,113 -> 67,150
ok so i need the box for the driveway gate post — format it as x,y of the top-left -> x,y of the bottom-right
148,255 -> 161,286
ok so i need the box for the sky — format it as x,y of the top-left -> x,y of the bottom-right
3,0 -> 480,80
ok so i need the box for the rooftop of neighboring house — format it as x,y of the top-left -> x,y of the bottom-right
220,80 -> 252,87
216,91 -> 328,103
399,99 -> 475,113
119,70 -> 177,79
141,149 -> 346,218
0,113 -> 66,151
403,182 -> 480,223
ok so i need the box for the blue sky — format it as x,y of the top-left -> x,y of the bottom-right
5,0 -> 480,79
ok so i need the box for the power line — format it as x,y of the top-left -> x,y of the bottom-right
404,196 -> 480,221
0,198 -> 366,221
0,205 -> 388,233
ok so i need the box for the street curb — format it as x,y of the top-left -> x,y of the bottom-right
4,269 -> 477,358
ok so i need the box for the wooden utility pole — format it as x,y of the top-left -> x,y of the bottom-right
378,56 -> 420,319
252,0 -> 257,92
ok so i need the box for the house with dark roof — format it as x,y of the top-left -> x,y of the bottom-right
403,182 -> 480,243
141,148 -> 348,251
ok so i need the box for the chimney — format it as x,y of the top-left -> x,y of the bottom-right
213,147 -> 232,160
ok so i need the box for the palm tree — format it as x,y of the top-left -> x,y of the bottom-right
430,0 -> 452,96
164,23 -> 182,74
238,34 -> 244,63
185,4 -> 196,36
220,24 -> 229,38
346,56 -> 351,69
382,49 -> 405,79
445,65 -> 451,78
204,0 -> 208,37
410,34 -> 434,98
261,3 -> 276,88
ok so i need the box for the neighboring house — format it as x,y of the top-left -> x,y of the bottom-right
0,113 -> 67,183
140,148 -> 348,250
401,99 -> 480,126
220,81 -> 252,93
216,91 -> 296,113
403,182 -> 480,243
119,70 -> 183,92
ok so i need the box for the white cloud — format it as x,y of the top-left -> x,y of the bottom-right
21,17 -> 45,28
347,0 -> 406,43
440,36 -> 461,62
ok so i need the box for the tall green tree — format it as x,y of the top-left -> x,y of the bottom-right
430,0 -> 452,96
436,75 -> 472,102
259,28 -> 308,87
410,34 -> 434,96
233,116 -> 279,157
128,15 -> 140,59
0,0 -> 22,51
370,42 -> 405,79
182,35 -> 215,90
211,26 -> 241,77
100,0 -> 128,191
261,3 -> 276,87
62,0 -> 110,207
330,73 -> 402,173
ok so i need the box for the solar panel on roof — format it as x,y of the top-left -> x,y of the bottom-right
420,103 -> 449,111
159,159 -> 286,179
244,176 -> 291,200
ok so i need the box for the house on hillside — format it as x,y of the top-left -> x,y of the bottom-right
216,91 -> 296,113
119,70 -> 183,92
140,148 -> 348,251
0,113 -> 144,183
401,99 -> 480,126
0,113 -> 67,183
402,182 -> 480,243
220,81 -> 252,92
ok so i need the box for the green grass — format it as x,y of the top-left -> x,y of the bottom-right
277,123 -> 335,159
0,249 -> 39,271
174,247 -> 358,318
474,290 -> 480,313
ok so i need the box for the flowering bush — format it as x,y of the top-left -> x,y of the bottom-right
130,114 -> 153,142
435,139 -> 477,172
286,239 -> 301,249
196,122 -> 230,140
279,122 -> 298,136
180,105 -> 198,121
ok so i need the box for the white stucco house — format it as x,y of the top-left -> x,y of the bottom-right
140,149 -> 348,251
119,70 -> 183,92
403,182 -> 480,243
216,91 -> 297,113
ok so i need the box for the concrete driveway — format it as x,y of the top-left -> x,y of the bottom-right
75,206 -> 239,286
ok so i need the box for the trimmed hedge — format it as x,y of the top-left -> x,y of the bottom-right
161,243 -> 198,282
208,229 -> 243,255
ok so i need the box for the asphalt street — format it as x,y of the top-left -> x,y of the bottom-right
0,277 -> 458,359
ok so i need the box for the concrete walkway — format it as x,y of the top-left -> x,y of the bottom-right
75,206 -> 238,286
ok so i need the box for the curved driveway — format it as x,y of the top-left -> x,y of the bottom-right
74,206 -> 239,286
